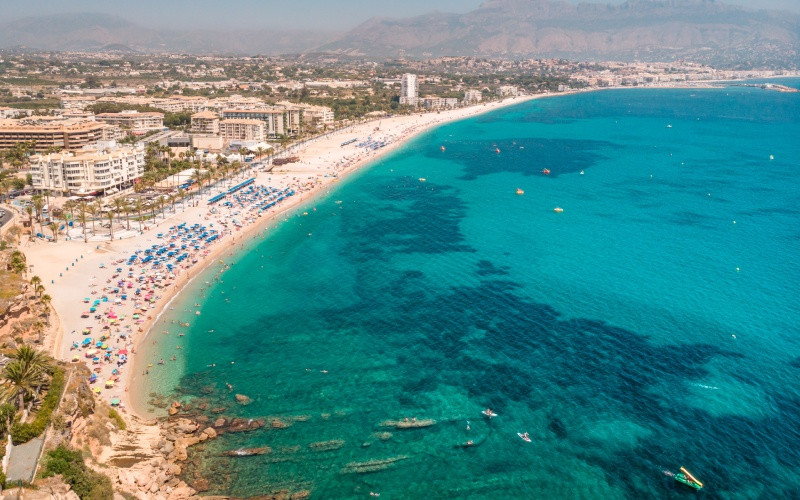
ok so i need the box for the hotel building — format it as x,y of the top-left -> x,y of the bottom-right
219,119 -> 267,142
30,142 -> 145,195
95,110 -> 165,134
190,111 -> 220,135
0,118 -> 120,152
400,74 -> 420,106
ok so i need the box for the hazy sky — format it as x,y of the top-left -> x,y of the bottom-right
5,0 -> 798,30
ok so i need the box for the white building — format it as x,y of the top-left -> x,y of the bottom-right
30,142 -> 145,196
96,110 -> 165,134
301,105 -> 335,127
496,85 -> 519,97
219,119 -> 267,142
463,90 -> 483,103
400,74 -> 419,106
422,97 -> 459,110
221,109 -> 286,137
61,96 -> 97,111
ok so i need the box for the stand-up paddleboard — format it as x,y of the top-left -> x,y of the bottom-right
517,432 -> 531,442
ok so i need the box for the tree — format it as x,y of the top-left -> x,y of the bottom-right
30,276 -> 42,297
48,221 -> 59,243
87,203 -> 98,235
9,250 -> 27,274
112,197 -> 126,224
77,203 -> 88,243
134,198 -> 144,231
1,345 -> 51,411
31,195 -> 45,233
106,210 -> 115,240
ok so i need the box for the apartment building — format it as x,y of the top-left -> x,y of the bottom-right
30,142 -> 145,195
422,97 -> 459,110
400,74 -> 420,106
61,96 -> 97,111
219,119 -> 266,142
463,89 -> 483,103
0,118 -> 120,151
301,105 -> 334,127
190,111 -> 220,135
496,85 -> 519,97
221,109 -> 285,137
95,110 -> 165,134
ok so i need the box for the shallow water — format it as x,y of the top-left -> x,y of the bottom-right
138,80 -> 800,499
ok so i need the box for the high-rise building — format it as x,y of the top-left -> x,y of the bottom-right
400,74 -> 419,106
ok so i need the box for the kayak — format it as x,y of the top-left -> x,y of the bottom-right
517,433 -> 531,442
482,410 -> 497,418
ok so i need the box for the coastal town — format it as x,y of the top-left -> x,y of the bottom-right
0,32 -> 799,500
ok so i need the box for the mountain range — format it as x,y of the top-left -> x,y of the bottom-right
1,1 -> 799,68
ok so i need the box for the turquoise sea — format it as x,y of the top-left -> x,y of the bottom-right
137,80 -> 800,499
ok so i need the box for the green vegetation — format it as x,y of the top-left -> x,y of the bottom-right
10,366 -> 65,444
41,446 -> 114,500
108,409 -> 126,430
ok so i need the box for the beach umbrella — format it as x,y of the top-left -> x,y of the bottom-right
72,355 -> 79,362
83,297 -> 90,303
93,387 -> 101,393
110,398 -> 120,406
86,349 -> 97,356
118,349 -> 129,355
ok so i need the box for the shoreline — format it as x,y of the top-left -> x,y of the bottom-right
30,77 -> 780,421
25,92 -> 542,421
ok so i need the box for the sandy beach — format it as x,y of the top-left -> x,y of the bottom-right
24,94 -> 539,417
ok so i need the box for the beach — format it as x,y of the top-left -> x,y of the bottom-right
19,78 -> 800,497
25,94 -> 537,416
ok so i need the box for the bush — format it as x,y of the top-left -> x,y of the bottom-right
0,469 -> 5,489
108,409 -> 126,431
42,445 -> 113,499
11,367 -> 65,444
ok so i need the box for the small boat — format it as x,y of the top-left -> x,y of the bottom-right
440,146 -> 446,152
495,148 -> 501,154
516,188 -> 524,195
482,409 -> 498,418
580,170 -> 584,175
517,432 -> 531,442
553,207 -> 564,213
769,154 -> 774,160
667,124 -> 673,128
674,467 -> 703,490
542,168 -> 551,175
419,178 -> 426,182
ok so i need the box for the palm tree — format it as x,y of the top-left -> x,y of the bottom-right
87,202 -> 98,235
106,209 -> 115,240
31,195 -> 45,233
48,221 -> 59,243
113,196 -> 126,224
192,167 -> 204,195
77,208 -> 88,243
30,275 -> 42,297
134,198 -> 144,231
40,293 -> 52,311
123,202 -> 132,231
1,345 -> 51,411
177,188 -> 186,210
